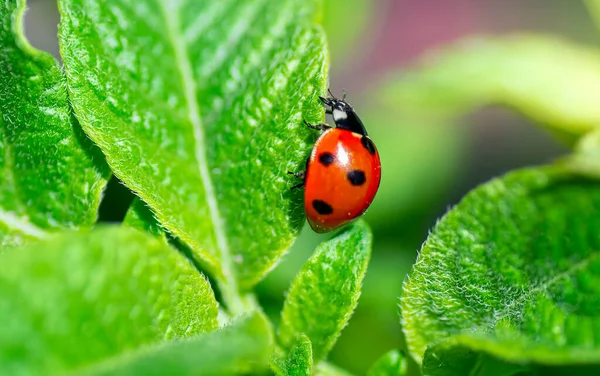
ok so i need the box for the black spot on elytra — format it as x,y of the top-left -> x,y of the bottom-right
318,152 -> 335,166
361,136 -> 376,155
347,170 -> 366,186
312,199 -> 333,215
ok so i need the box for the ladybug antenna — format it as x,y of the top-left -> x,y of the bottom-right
342,89 -> 347,101
327,88 -> 335,98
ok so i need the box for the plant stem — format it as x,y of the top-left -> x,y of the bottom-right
218,278 -> 258,317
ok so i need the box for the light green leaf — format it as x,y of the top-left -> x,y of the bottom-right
81,313 -> 273,376
58,0 -> 328,307
401,167 -> 600,370
389,34 -> 600,138
0,225 -> 218,375
367,350 -> 407,376
272,334 -> 313,376
422,343 -> 531,376
586,0 -> 600,31
0,0 -> 108,247
561,129 -> 600,178
279,220 -> 372,362
314,362 -> 354,376
323,0 -> 376,65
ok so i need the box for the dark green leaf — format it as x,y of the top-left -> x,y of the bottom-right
0,0 -> 108,247
367,350 -> 407,376
81,313 -> 273,376
401,167 -> 600,371
0,226 -> 218,375
58,0 -> 328,308
422,344 -> 531,376
279,220 -> 372,362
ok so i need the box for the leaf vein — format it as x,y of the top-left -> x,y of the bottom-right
159,2 -> 238,306
195,0 -> 271,79
494,250 -> 600,325
0,210 -> 47,239
183,1 -> 231,44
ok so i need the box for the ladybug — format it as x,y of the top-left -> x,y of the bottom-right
289,90 -> 382,233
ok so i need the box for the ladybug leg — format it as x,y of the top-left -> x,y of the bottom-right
287,170 -> 306,190
287,170 -> 305,179
290,182 -> 304,190
304,119 -> 331,132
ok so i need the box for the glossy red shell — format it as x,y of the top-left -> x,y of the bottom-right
304,128 -> 381,233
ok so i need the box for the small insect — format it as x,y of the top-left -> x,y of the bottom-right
289,90 -> 382,233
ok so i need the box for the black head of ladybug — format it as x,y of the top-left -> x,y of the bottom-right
319,92 -> 368,136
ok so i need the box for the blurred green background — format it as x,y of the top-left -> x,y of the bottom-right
23,0 -> 597,373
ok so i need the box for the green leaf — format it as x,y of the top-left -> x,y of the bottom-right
81,313 -> 273,376
272,334 -> 313,376
367,350 -> 407,376
314,362 -> 354,376
389,34 -> 600,138
0,226 -> 218,375
279,220 -> 372,362
323,0 -> 375,65
123,197 -> 167,241
401,167 -> 600,370
58,0 -> 328,307
0,0 -> 108,247
586,0 -> 600,31
422,344 -> 531,376
560,129 -> 600,178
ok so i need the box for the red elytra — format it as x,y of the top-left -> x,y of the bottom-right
289,92 -> 382,233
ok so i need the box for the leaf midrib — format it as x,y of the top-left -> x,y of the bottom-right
0,210 -> 47,238
157,2 -> 240,312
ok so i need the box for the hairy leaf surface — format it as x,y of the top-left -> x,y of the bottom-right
402,167 -> 600,371
123,197 -> 167,241
0,0 -> 108,247
82,313 -> 272,376
279,220 -> 372,362
58,0 -> 328,307
272,334 -> 313,376
0,226 -> 218,375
